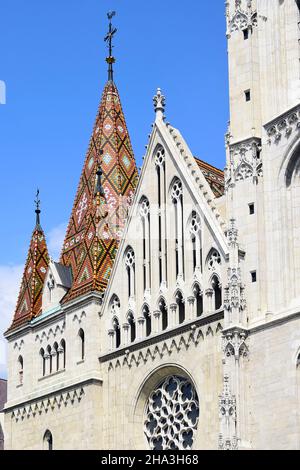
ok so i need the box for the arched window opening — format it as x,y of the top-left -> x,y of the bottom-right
155,147 -> 167,287
125,248 -> 135,299
193,284 -> 203,317
159,299 -> 168,331
128,313 -> 136,343
212,276 -> 222,310
113,318 -> 121,348
171,179 -> 184,281
47,345 -> 52,374
176,292 -> 185,325
190,211 -> 202,274
60,340 -> 66,369
53,342 -> 59,371
143,306 -> 151,337
110,295 -> 120,317
43,430 -> 53,451
40,348 -> 46,377
207,249 -> 221,273
139,197 -> 151,292
18,355 -> 23,385
78,329 -> 85,361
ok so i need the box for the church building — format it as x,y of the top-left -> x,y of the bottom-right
3,0 -> 300,450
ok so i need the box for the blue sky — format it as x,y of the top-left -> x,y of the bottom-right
0,0 -> 228,373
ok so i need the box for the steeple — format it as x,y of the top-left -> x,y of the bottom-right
7,192 -> 49,332
60,15 -> 138,302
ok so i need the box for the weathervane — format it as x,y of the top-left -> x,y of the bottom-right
34,188 -> 41,227
104,11 -> 117,81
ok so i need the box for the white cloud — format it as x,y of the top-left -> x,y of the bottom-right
0,222 -> 67,377
47,222 -> 67,261
0,264 -> 23,377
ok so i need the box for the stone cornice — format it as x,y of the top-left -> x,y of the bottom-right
264,104 -> 300,145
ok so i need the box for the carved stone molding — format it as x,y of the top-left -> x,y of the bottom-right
223,327 -> 248,360
35,321 -> 65,343
218,374 -> 237,450
226,0 -> 257,37
264,104 -> 300,145
225,137 -> 262,189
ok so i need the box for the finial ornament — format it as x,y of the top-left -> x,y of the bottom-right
153,88 -> 166,118
104,11 -> 117,82
34,188 -> 41,227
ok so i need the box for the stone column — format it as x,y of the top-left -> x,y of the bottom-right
187,296 -> 196,321
170,303 -> 178,328
108,329 -> 115,351
153,310 -> 161,334
205,288 -> 213,313
122,323 -> 130,346
137,316 -> 146,340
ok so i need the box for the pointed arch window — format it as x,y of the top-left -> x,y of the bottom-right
212,275 -> 222,310
171,179 -> 184,281
155,146 -> 167,287
53,342 -> 59,371
143,305 -> 151,337
159,299 -> 168,331
176,291 -> 185,324
46,345 -> 52,374
139,197 -> 151,293
60,339 -> 66,369
190,211 -> 202,274
113,318 -> 121,348
125,247 -> 135,299
18,355 -> 23,385
40,348 -> 46,377
128,313 -> 136,343
43,430 -> 53,451
78,329 -> 85,361
193,284 -> 203,317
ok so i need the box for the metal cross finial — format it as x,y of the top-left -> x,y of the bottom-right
104,11 -> 117,81
34,188 -> 41,227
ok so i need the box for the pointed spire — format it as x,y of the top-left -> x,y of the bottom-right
7,193 -> 49,332
60,78 -> 138,302
104,11 -> 117,82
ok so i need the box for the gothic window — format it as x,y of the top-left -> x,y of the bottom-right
207,249 -> 221,272
113,318 -> 121,348
171,179 -> 184,280
53,342 -> 59,371
40,348 -> 46,377
144,375 -> 199,450
190,211 -> 202,273
125,247 -> 135,299
193,284 -> 203,317
143,305 -> 151,337
110,295 -> 120,317
155,146 -> 167,287
60,339 -> 66,369
78,329 -> 85,361
139,197 -> 151,292
212,275 -> 222,310
159,299 -> 168,331
18,355 -> 23,385
43,430 -> 53,451
128,312 -> 136,343
176,291 -> 185,325
47,345 -> 52,374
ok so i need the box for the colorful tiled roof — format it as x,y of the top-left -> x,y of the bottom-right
8,220 -> 49,332
194,157 -> 225,198
60,80 -> 138,302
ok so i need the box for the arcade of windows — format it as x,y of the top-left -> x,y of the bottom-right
108,145 -> 223,350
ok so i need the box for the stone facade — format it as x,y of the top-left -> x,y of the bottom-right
0,379 -> 7,450
3,1 -> 300,450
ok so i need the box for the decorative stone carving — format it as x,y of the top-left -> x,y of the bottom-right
265,105 -> 300,145
218,374 -> 237,450
144,375 -> 199,450
207,249 -> 221,272
225,138 -> 262,189
223,328 -> 248,360
226,0 -> 257,37
153,88 -> 165,115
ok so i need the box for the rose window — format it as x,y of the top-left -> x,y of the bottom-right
144,375 -> 199,450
